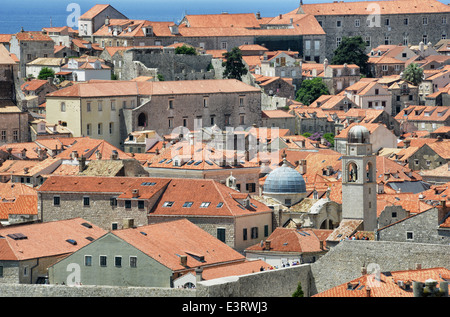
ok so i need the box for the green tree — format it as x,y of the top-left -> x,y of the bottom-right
292,282 -> 304,297
175,45 -> 197,55
402,63 -> 424,86
295,77 -> 329,106
331,36 -> 370,76
323,133 -> 335,147
222,47 -> 248,81
38,67 -> 55,80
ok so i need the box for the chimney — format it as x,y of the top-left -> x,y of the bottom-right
78,155 -> 86,172
403,139 -> 411,148
256,12 -> 261,20
319,240 -> 324,250
195,267 -> 204,282
180,255 -> 188,267
264,240 -> 271,250
23,167 -> 29,174
361,266 -> 367,275
71,150 -> 79,160
415,263 -> 422,270
21,148 -> 27,158
298,159 -> 307,174
105,16 -> 110,26
366,286 -> 371,297
132,189 -> 139,198
279,14 -> 283,19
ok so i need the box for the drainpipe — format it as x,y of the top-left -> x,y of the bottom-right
30,258 -> 39,284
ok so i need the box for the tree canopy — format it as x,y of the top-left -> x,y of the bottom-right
331,36 -> 370,76
175,45 -> 197,55
295,77 -> 330,106
38,67 -> 55,80
222,47 -> 248,81
402,63 -> 424,86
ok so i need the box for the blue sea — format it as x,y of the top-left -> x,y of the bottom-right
0,0 -> 299,34
0,0 -> 387,34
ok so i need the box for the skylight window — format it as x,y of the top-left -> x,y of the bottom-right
194,161 -> 203,166
163,201 -> 174,207
159,159 -> 167,163
200,202 -> 210,208
141,182 -> 156,186
217,202 -> 224,208
183,202 -> 193,208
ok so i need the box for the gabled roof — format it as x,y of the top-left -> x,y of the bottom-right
395,105 -> 450,122
0,44 -> 16,65
0,218 -> 106,261
0,183 -> 38,220
14,31 -> 53,42
55,137 -> 130,161
79,4 -> 124,20
112,219 -> 245,272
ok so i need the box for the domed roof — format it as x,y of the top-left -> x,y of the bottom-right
348,125 -> 370,144
263,161 -> 306,194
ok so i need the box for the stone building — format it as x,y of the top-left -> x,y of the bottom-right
367,45 -> 417,78
395,105 -> 450,133
9,30 -> 54,78
340,125 -> 378,232
38,176 -> 273,252
78,4 -> 128,37
377,204 -> 450,245
296,0 -> 450,61
0,45 -> 29,145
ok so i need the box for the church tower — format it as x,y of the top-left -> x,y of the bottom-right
341,125 -> 377,231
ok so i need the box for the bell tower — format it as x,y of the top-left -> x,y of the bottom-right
341,125 -> 377,231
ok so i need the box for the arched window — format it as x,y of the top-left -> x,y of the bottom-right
348,162 -> 358,182
137,112 -> 147,127
366,162 -> 374,182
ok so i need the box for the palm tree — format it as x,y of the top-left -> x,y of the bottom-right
402,63 -> 424,86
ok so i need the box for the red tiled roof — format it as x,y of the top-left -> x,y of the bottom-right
313,267 -> 450,297
113,219 -> 244,272
79,4 -> 113,20
0,218 -> 106,261
14,31 -> 53,42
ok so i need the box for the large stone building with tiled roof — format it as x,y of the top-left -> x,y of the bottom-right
296,0 -> 450,60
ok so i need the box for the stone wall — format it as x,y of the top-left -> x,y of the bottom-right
196,264 -> 312,297
0,283 -> 195,297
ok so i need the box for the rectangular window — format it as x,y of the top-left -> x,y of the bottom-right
110,197 -> 117,207
240,115 -> 245,125
365,36 -> 371,47
385,18 -> 390,26
384,36 -> 390,45
404,18 -> 409,25
305,40 -> 311,50
200,202 -> 210,208
0,265 -> 3,277
243,228 -> 247,241
130,256 -> 137,268
125,200 -> 132,209
61,102 -> 66,112
314,40 -> 320,51
87,102 -> 91,112
221,42 -> 228,50
251,227 -> 258,239
264,225 -> 269,237
239,97 -> 244,107
183,201 -> 193,208
217,228 -> 226,243
84,255 -> 92,266
203,98 -> 208,108
423,17 -> 428,25
97,123 -> 102,135
53,196 -> 60,206
98,101 -> 102,112
443,17 -> 447,24
1,130 -> 5,141
111,101 -> 116,111
83,196 -> 90,207
406,231 -> 414,240
336,20 -> 342,27
86,124 -> 91,136
109,122 -> 113,134
100,255 -> 107,267
355,19 -> 360,27
168,118 -> 173,128
336,37 -> 342,47
115,256 -> 122,267
169,99 -> 174,109
138,200 -> 145,209
246,183 -> 256,193
112,223 -> 118,230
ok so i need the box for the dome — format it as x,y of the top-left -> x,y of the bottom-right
263,161 -> 306,194
348,125 -> 370,144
